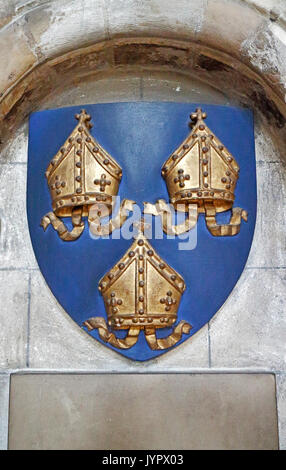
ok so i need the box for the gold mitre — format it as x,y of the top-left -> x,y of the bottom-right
84,221 -> 191,350
45,109 -> 122,218
161,108 -> 240,214
98,233 -> 186,330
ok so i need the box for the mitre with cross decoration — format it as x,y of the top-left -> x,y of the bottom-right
145,108 -> 248,237
84,219 -> 192,350
40,109 -> 134,241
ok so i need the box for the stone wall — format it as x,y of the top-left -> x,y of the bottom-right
0,0 -> 285,449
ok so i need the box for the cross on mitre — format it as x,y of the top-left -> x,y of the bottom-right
190,108 -> 207,123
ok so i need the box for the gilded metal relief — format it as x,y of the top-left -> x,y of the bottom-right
144,108 -> 248,236
36,105 -> 253,356
41,109 -> 134,241
84,221 -> 191,350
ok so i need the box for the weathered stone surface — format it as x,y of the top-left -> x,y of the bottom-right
43,73 -> 141,109
142,70 -> 229,104
8,373 -> 278,450
246,129 -> 286,268
0,21 -> 37,95
0,164 -> 37,269
210,268 -> 286,370
43,70 -> 229,109
0,374 -> 9,450
107,0 -> 207,40
27,0 -> 107,59
0,122 -> 28,163
201,0 -> 265,57
254,119 -> 283,164
0,1 -> 17,28
29,271 -> 209,370
277,374 -> 286,450
245,0 -> 286,16
241,22 -> 286,89
0,272 -> 29,369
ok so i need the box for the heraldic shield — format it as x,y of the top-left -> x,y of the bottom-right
27,103 -> 257,361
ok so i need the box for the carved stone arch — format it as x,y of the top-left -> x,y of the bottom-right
0,0 -> 285,159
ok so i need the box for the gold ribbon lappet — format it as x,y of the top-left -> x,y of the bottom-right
88,199 -> 135,236
84,317 -> 141,349
40,206 -> 85,241
41,199 -> 135,241
144,321 -> 192,350
144,199 -> 248,237
84,317 -> 192,350
144,199 -> 198,235
204,202 -> 248,237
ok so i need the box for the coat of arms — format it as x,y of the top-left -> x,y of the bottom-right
27,103 -> 256,361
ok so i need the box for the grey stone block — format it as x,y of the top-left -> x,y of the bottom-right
201,0 -> 264,55
254,121 -> 282,164
43,73 -> 141,109
247,124 -> 286,268
0,122 -> 28,163
277,374 -> 286,450
8,373 -> 278,450
27,0 -> 107,59
0,21 -> 37,94
209,268 -> 286,370
142,70 -> 230,104
0,164 -> 37,269
107,0 -> 207,40
29,271 -> 209,370
0,375 -> 9,450
0,271 -> 29,369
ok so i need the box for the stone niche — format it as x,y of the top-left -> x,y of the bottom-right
0,0 -> 285,451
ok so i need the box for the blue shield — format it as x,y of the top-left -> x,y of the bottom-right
27,102 -> 256,361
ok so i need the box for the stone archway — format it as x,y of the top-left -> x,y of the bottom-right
0,0 -> 286,149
